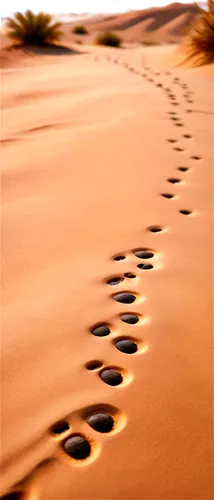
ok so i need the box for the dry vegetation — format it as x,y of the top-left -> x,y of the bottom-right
5,10 -> 62,46
95,31 -> 121,47
183,0 -> 214,64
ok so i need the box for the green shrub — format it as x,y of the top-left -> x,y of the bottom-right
5,10 -> 62,45
73,25 -> 88,35
183,0 -> 214,63
95,31 -> 121,47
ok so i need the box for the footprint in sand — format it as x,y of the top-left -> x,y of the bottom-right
160,192 -> 175,199
177,167 -> 189,172
190,155 -> 202,161
173,147 -> 185,152
147,225 -> 164,233
49,403 -> 127,465
167,177 -> 182,184
179,209 -> 192,216
183,134 -> 192,139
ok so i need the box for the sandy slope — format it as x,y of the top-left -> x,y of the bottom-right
1,45 -> 213,499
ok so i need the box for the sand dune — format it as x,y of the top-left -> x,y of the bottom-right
1,43 -> 213,500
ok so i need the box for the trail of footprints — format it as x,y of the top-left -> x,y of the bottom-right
3,53 -> 204,499
48,247 -> 157,463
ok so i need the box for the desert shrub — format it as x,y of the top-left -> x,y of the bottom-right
5,10 -> 62,45
183,0 -> 214,62
141,39 -> 159,46
95,31 -> 121,47
73,25 -> 88,35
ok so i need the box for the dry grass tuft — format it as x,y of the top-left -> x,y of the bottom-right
182,0 -> 214,64
5,10 -> 63,46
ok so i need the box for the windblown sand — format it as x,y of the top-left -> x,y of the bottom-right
1,44 -> 213,499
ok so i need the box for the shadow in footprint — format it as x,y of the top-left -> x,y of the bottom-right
113,254 -> 126,261
91,324 -> 111,337
85,360 -> 104,371
107,277 -> 124,286
177,167 -> 189,172
179,209 -> 192,215
63,434 -> 91,460
190,155 -> 201,161
112,293 -> 137,304
137,263 -> 154,270
120,313 -> 139,324
87,412 -> 114,433
115,338 -> 138,354
100,368 -> 123,386
1,493 -> 25,500
167,177 -> 181,184
147,225 -> 163,233
161,193 -> 175,199
134,249 -> 154,259
51,421 -> 70,435
173,147 -> 184,152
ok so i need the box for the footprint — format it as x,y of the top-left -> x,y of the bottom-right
167,177 -> 181,184
170,117 -> 179,122
137,263 -> 154,270
113,254 -> 126,261
63,434 -> 91,460
114,338 -> 138,354
91,324 -> 112,337
87,412 -> 114,432
147,225 -> 163,233
174,123 -> 184,127
160,193 -> 175,199
124,272 -> 136,279
120,313 -> 139,324
173,147 -> 184,152
179,209 -> 192,215
107,276 -> 124,286
190,155 -> 201,161
177,167 -> 189,172
51,421 -> 70,435
85,360 -> 104,371
167,139 -> 178,143
183,134 -> 192,139
134,249 -> 154,259
186,109 -> 193,113
100,368 -> 123,386
112,292 -> 137,304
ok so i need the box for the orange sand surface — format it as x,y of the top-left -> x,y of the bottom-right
1,44 -> 213,499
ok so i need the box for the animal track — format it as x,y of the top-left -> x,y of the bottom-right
177,167 -> 189,172
134,249 -> 154,259
137,263 -> 154,270
85,360 -> 104,370
173,147 -> 184,152
63,434 -> 91,460
120,313 -> 139,324
183,134 -> 192,139
167,177 -> 181,184
91,324 -> 111,337
179,209 -> 192,216
161,193 -> 175,199
100,368 -> 123,386
112,292 -> 137,304
51,421 -> 70,435
114,338 -> 138,354
87,412 -> 114,433
147,225 -> 163,233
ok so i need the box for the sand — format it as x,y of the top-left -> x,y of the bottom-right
1,43 -> 213,500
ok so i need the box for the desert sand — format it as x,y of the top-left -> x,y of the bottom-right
1,39 -> 213,500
